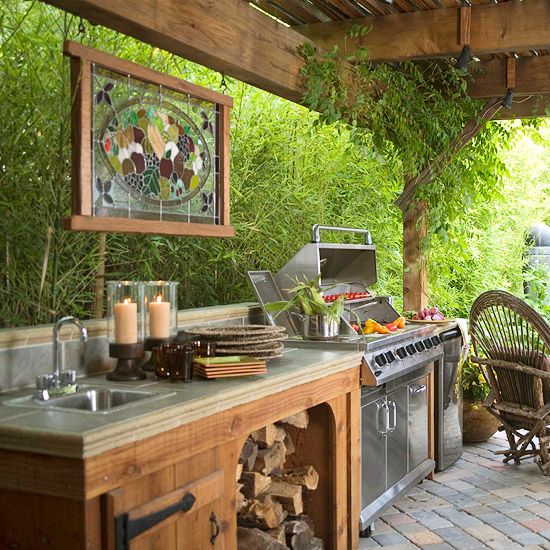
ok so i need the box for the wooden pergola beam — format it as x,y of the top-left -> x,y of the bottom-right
43,0 -> 308,103
469,56 -> 550,99
297,0 -> 550,63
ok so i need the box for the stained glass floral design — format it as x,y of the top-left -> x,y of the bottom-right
91,65 -> 219,224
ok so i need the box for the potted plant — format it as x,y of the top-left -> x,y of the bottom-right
461,357 -> 501,443
267,276 -> 345,340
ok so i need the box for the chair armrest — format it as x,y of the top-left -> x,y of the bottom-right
471,356 -> 550,381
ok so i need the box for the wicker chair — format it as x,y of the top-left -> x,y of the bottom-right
469,290 -> 550,474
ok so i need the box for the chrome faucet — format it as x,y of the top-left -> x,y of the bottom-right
36,316 -> 88,400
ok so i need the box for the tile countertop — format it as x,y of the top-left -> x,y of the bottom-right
0,347 -> 362,460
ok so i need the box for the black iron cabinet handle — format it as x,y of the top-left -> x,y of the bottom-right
210,511 -> 220,545
115,492 -> 196,550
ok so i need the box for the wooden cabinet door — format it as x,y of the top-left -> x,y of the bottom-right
103,451 -> 226,549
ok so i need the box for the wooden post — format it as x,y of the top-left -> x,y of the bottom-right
403,201 -> 428,313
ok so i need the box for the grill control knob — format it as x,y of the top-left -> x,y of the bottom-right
414,341 -> 425,352
405,344 -> 417,355
374,354 -> 387,367
374,370 -> 382,377
396,347 -> 407,360
423,338 -> 433,349
431,335 -> 441,346
385,351 -> 396,364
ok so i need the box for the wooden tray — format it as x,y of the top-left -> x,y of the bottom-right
194,366 -> 267,379
194,355 -> 264,367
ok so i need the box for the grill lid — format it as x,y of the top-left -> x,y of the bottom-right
275,225 -> 377,298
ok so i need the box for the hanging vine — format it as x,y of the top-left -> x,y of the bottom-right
297,35 -> 510,238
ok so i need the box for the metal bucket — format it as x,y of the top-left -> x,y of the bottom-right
301,315 -> 340,340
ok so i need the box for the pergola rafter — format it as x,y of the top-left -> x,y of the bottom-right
296,0 -> 550,63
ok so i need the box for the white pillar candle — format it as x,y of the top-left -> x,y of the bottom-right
149,295 -> 170,338
114,299 -> 138,344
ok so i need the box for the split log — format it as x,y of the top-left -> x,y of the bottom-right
282,465 -> 319,491
307,537 -> 324,550
285,517 -> 314,550
236,482 -> 247,512
253,441 -> 287,476
274,424 -> 287,442
265,524 -> 286,545
239,497 -> 287,530
240,438 -> 259,471
237,527 -> 287,550
262,481 -> 303,515
284,432 -> 296,455
236,463 -> 244,481
280,411 -> 309,429
241,471 -> 272,499
251,424 -> 279,448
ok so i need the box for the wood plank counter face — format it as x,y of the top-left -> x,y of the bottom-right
0,348 -> 362,459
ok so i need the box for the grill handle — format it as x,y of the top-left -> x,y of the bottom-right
311,224 -> 373,245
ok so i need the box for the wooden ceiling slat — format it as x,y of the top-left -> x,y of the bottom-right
308,0 -> 349,18
251,1 -> 305,24
325,0 -> 369,18
267,0 -> 329,23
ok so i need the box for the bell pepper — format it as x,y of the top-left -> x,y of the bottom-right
393,316 -> 406,329
385,322 -> 398,332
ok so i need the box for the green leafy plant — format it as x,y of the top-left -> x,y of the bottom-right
267,276 -> 344,322
462,357 -> 491,402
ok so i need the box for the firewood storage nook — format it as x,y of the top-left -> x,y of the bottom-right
0,348 -> 362,549
236,411 -> 327,548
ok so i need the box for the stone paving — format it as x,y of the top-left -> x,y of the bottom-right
359,432 -> 550,549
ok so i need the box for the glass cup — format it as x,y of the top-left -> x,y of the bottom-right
167,345 -> 195,383
153,344 -> 173,379
191,338 -> 216,358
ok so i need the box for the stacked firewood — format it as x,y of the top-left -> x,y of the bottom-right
236,411 -> 323,550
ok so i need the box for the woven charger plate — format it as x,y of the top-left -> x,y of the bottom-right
216,335 -> 287,347
216,344 -> 284,359
215,341 -> 284,352
187,325 -> 286,341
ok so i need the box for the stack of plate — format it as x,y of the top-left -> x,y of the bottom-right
193,355 -> 266,379
186,325 -> 287,360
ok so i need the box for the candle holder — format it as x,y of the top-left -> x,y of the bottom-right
142,281 -> 179,372
106,281 -> 146,381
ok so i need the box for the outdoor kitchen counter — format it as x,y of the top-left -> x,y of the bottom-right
0,346 -> 362,550
0,346 -> 362,459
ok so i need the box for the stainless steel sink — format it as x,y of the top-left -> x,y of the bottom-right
2,386 -> 175,414
45,388 -> 157,411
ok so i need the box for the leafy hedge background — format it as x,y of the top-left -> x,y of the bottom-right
1,1 -> 549,327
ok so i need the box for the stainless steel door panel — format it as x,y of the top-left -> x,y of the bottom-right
361,397 -> 387,506
409,376 -> 429,471
386,386 -> 408,488
440,336 -> 463,469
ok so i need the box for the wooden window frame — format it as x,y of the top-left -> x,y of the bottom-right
63,40 -> 234,238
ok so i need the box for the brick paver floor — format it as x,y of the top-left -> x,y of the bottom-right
360,432 -> 550,549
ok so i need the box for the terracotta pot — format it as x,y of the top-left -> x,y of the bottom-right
462,396 -> 501,443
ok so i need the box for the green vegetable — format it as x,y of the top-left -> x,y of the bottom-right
267,275 -> 344,323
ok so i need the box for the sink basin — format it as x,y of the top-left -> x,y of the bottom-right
2,385 -> 175,414
45,388 -> 158,412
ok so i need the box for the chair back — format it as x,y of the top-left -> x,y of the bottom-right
469,290 -> 550,410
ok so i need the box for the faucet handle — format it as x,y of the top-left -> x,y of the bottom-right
60,370 -> 77,386
36,374 -> 57,390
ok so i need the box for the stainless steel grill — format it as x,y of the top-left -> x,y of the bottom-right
249,224 -> 444,538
